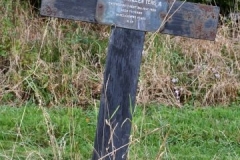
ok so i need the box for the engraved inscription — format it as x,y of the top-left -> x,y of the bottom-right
108,0 -> 161,24
96,0 -> 168,31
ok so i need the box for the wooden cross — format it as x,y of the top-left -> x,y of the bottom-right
40,0 -> 219,159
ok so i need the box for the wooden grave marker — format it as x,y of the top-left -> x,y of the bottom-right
40,0 -> 220,159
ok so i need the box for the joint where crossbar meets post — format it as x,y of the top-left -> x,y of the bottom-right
40,0 -> 220,159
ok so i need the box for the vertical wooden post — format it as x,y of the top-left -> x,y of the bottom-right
92,28 -> 145,160
40,2 -> 219,160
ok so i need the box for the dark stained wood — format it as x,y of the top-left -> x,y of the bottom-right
40,0 -> 219,40
92,28 -> 145,160
40,0 -> 97,22
161,1 -> 220,40
40,1 -> 220,160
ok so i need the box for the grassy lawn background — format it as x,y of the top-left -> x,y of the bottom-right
1,0 -> 239,108
0,104 -> 239,159
0,1 -> 240,159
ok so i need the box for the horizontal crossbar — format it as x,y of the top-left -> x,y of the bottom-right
40,0 -> 220,40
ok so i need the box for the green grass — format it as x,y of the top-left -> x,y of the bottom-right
146,105 -> 240,159
1,0 -> 239,107
0,105 -> 97,159
0,104 -> 240,159
1,1 -> 239,159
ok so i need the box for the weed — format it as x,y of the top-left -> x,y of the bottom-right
1,105 -> 240,159
0,1 -> 239,107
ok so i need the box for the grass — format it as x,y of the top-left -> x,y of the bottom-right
0,104 -> 97,159
0,1 -> 239,107
0,104 -> 240,159
0,1 -> 239,159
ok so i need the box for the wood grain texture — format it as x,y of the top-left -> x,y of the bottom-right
40,0 -> 219,40
92,28 -> 145,160
40,0 -> 97,22
39,1 -> 219,159
161,1 -> 220,40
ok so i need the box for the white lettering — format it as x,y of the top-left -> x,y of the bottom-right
107,0 -> 158,24
145,0 -> 156,6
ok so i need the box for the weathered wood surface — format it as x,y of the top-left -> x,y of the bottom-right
92,28 -> 145,160
161,1 -> 220,40
41,0 -> 219,40
40,1 -> 220,160
95,0 -> 169,32
40,0 -> 97,22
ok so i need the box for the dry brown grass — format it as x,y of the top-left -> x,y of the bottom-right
0,1 -> 239,107
138,19 -> 240,107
